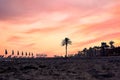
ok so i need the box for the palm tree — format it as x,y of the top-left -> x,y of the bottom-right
109,41 -> 115,49
62,37 -> 72,57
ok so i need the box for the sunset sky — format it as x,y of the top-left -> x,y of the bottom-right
0,0 -> 120,57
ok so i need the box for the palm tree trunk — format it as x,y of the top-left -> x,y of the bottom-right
65,44 -> 67,57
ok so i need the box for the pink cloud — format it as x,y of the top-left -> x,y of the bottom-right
0,0 -> 117,22
74,32 -> 120,48
24,26 -> 66,34
71,3 -> 120,38
23,43 -> 36,48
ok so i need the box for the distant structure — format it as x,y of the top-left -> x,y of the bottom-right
36,53 -> 47,58
74,41 -> 120,57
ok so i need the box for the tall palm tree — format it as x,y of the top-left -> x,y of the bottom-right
62,37 -> 72,57
109,41 -> 115,49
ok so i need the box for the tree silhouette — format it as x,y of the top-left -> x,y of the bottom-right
22,51 -> 24,57
12,50 -> 14,56
5,49 -> 8,57
31,53 -> 33,57
101,42 -> 106,56
62,37 -> 72,57
101,42 -> 109,56
109,41 -> 115,49
83,48 -> 87,56
75,41 -> 120,57
93,46 -> 100,56
25,52 -> 27,57
29,52 -> 30,57
17,51 -> 19,57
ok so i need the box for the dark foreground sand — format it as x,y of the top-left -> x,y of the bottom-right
0,56 -> 120,80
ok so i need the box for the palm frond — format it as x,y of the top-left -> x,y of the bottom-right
68,40 -> 72,44
61,37 -> 72,46
62,40 -> 65,46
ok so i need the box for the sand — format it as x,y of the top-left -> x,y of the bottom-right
0,56 -> 120,80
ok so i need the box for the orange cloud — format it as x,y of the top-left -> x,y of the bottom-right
71,11 -> 120,38
23,43 -> 36,48
74,32 -> 120,48
111,3 -> 120,17
7,36 -> 23,42
24,26 -> 66,34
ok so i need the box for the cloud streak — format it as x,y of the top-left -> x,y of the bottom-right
7,36 -> 23,42
24,26 -> 67,34
74,32 -> 120,48
0,0 -> 116,21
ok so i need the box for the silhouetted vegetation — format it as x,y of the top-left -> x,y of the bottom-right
62,37 -> 72,57
1,40 -> 120,59
29,52 -> 30,57
5,49 -> 8,57
0,50 -> 35,59
21,51 -> 24,57
74,41 -> 120,58
25,52 -> 27,57
0,40 -> 119,80
17,51 -> 19,56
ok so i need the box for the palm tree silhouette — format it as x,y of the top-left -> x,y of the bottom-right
109,41 -> 115,49
62,37 -> 72,57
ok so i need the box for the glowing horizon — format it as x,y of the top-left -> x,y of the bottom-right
0,0 -> 120,57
